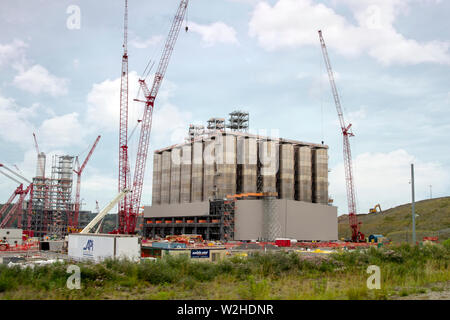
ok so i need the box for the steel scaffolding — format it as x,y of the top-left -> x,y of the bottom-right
207,117 -> 225,131
25,155 -> 75,238
227,110 -> 249,132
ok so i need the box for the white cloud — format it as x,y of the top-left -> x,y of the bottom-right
130,35 -> 163,49
86,71 -> 191,140
81,173 -> 116,195
86,71 -> 141,132
151,102 -> 192,147
329,149 -> 450,215
189,21 -> 239,47
0,92 -> 88,152
13,64 -> 69,96
0,39 -> 27,69
0,94 -> 36,145
39,112 -> 86,148
84,73 -> 193,209
249,0 -> 450,65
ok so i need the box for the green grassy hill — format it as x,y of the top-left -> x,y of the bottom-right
338,196 -> 450,242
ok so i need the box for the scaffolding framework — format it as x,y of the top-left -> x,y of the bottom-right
227,110 -> 249,132
262,196 -> 281,241
207,118 -> 225,131
187,124 -> 205,141
24,155 -> 75,238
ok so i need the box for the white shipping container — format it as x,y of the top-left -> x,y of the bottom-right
68,234 -> 140,262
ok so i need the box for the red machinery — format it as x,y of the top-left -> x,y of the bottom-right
0,164 -> 33,229
318,30 -> 364,242
117,0 -> 130,233
0,183 -> 33,229
116,0 -> 189,234
73,135 -> 101,227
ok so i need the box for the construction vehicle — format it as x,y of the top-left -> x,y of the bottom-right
80,189 -> 131,234
368,234 -> 385,243
369,204 -> 382,214
318,30 -> 364,242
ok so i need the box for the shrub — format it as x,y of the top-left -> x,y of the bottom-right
442,239 -> 450,250
137,260 -> 178,285
238,275 -> 270,300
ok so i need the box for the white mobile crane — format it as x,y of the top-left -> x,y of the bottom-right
80,189 -> 131,234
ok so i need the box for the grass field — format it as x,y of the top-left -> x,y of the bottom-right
1,242 -> 449,300
338,196 -> 450,242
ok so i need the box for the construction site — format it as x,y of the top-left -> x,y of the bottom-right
144,111 -> 336,242
0,1 -> 448,295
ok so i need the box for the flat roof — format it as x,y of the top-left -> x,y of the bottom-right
155,131 -> 328,153
68,233 -> 140,238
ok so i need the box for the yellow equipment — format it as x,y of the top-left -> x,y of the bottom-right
369,204 -> 382,214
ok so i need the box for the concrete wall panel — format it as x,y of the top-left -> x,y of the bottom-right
191,141 -> 203,202
235,199 -> 337,241
144,201 -> 210,218
160,151 -> 171,204
180,145 -> 192,203
152,153 -> 162,205
170,148 -> 181,204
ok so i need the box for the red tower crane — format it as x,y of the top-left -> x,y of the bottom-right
128,0 -> 189,234
73,135 -> 101,228
118,0 -> 130,233
115,0 -> 189,234
318,30 -> 364,242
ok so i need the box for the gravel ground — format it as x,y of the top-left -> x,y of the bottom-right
395,290 -> 450,300
393,281 -> 450,300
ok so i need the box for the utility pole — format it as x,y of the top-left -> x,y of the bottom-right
429,185 -> 432,199
411,164 -> 416,244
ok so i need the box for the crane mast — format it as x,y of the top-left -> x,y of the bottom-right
318,30 -> 363,242
118,0 -> 130,233
127,0 -> 189,234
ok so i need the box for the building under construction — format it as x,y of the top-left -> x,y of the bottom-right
27,154 -> 77,238
143,112 -> 337,241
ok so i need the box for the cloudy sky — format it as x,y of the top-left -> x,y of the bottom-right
0,0 -> 449,215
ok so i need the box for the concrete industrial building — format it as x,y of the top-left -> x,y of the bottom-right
143,117 -> 337,241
